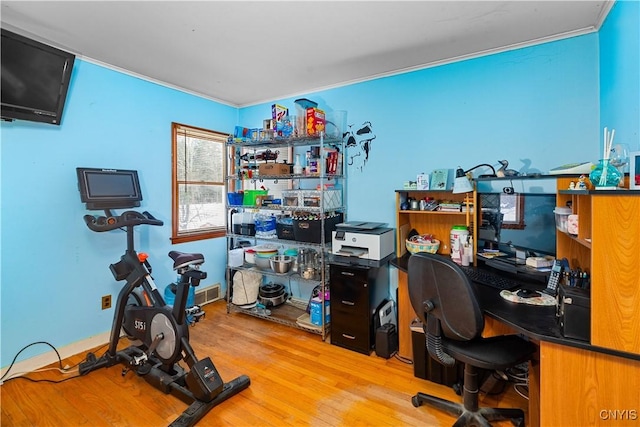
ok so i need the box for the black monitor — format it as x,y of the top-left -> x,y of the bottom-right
477,192 -> 556,259
77,167 -> 142,210
1,29 -> 75,125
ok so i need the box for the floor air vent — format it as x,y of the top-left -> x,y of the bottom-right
195,284 -> 221,306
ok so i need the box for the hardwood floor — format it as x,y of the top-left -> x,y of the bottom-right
1,300 -> 528,426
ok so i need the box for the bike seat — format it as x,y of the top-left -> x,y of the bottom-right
169,251 -> 205,270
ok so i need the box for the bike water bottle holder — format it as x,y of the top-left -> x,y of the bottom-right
110,259 -> 133,281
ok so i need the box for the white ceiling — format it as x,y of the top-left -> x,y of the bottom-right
1,1 -> 612,107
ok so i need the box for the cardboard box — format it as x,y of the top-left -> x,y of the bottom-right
258,163 -> 291,176
306,107 -> 325,136
271,104 -> 288,122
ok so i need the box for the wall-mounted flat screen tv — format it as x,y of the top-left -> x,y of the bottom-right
1,28 -> 75,125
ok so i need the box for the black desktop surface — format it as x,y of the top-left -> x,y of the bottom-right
392,253 -> 640,361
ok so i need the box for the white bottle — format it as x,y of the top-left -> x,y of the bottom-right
293,154 -> 303,175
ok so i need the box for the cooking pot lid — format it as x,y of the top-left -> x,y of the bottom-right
259,283 -> 285,298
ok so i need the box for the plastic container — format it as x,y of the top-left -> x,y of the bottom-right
255,214 -> 277,238
450,225 -> 469,264
228,248 -> 244,267
554,207 -> 572,233
227,192 -> 244,205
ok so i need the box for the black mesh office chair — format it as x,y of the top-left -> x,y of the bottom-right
408,252 -> 536,427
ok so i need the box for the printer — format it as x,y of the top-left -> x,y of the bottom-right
331,222 -> 395,261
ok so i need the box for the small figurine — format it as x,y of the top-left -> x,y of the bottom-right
496,159 -> 519,177
577,175 -> 587,190
569,182 -> 576,190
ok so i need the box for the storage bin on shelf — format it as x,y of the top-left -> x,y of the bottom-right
292,212 -> 344,243
243,189 -> 268,206
282,189 -> 342,210
276,217 -> 295,240
227,192 -> 244,205
554,207 -> 572,233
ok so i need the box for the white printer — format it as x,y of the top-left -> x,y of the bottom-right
331,222 -> 395,261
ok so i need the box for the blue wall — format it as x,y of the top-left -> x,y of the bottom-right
1,60 -> 237,364
599,0 -> 640,151
241,33 -> 600,226
2,0 -> 638,367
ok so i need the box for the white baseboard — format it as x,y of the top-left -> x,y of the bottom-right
0,332 -> 110,383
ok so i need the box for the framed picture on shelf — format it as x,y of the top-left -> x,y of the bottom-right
430,169 -> 449,190
630,151 -> 640,190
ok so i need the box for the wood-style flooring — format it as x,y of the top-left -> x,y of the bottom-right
1,300 -> 528,426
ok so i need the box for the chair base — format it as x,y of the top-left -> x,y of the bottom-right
412,392 -> 525,427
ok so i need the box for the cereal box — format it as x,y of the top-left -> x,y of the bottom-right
271,104 -> 288,123
306,107 -> 325,136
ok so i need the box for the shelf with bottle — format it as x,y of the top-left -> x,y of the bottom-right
227,134 -> 343,149
225,132 -> 344,341
226,245 -> 330,336
229,296 -> 325,335
228,133 -> 343,184
395,189 -> 475,213
394,188 -> 477,262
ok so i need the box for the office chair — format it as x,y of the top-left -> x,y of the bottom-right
408,252 -> 536,427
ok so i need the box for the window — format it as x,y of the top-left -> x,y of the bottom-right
171,122 -> 227,243
499,193 -> 525,229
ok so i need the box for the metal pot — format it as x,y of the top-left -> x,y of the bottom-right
258,283 -> 288,308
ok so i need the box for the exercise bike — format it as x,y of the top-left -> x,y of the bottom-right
79,209 -> 250,426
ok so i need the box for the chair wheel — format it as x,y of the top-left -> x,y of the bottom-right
452,382 -> 462,395
411,395 -> 421,407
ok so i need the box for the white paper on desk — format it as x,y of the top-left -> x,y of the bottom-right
337,247 -> 367,257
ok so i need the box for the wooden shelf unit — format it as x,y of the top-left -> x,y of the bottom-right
394,188 -> 477,360
556,176 -> 640,354
395,189 -> 477,259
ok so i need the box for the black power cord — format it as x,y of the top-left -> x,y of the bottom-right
1,341 -> 110,384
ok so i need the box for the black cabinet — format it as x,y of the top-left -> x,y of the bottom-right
329,263 -> 389,355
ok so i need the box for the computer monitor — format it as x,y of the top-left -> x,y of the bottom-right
77,167 -> 142,210
477,192 -> 556,259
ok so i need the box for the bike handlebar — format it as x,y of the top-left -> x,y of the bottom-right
83,210 -> 164,232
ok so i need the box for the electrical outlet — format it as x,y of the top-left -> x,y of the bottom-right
101,295 -> 112,310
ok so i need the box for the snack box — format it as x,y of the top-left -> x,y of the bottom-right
306,107 -> 325,136
271,104 -> 288,123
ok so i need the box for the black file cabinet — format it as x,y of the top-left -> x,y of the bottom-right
329,263 -> 389,355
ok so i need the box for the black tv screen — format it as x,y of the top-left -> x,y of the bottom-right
77,168 -> 143,210
1,29 -> 75,125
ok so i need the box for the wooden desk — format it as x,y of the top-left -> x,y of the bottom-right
393,257 -> 640,427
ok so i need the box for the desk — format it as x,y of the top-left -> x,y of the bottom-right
392,255 -> 640,427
